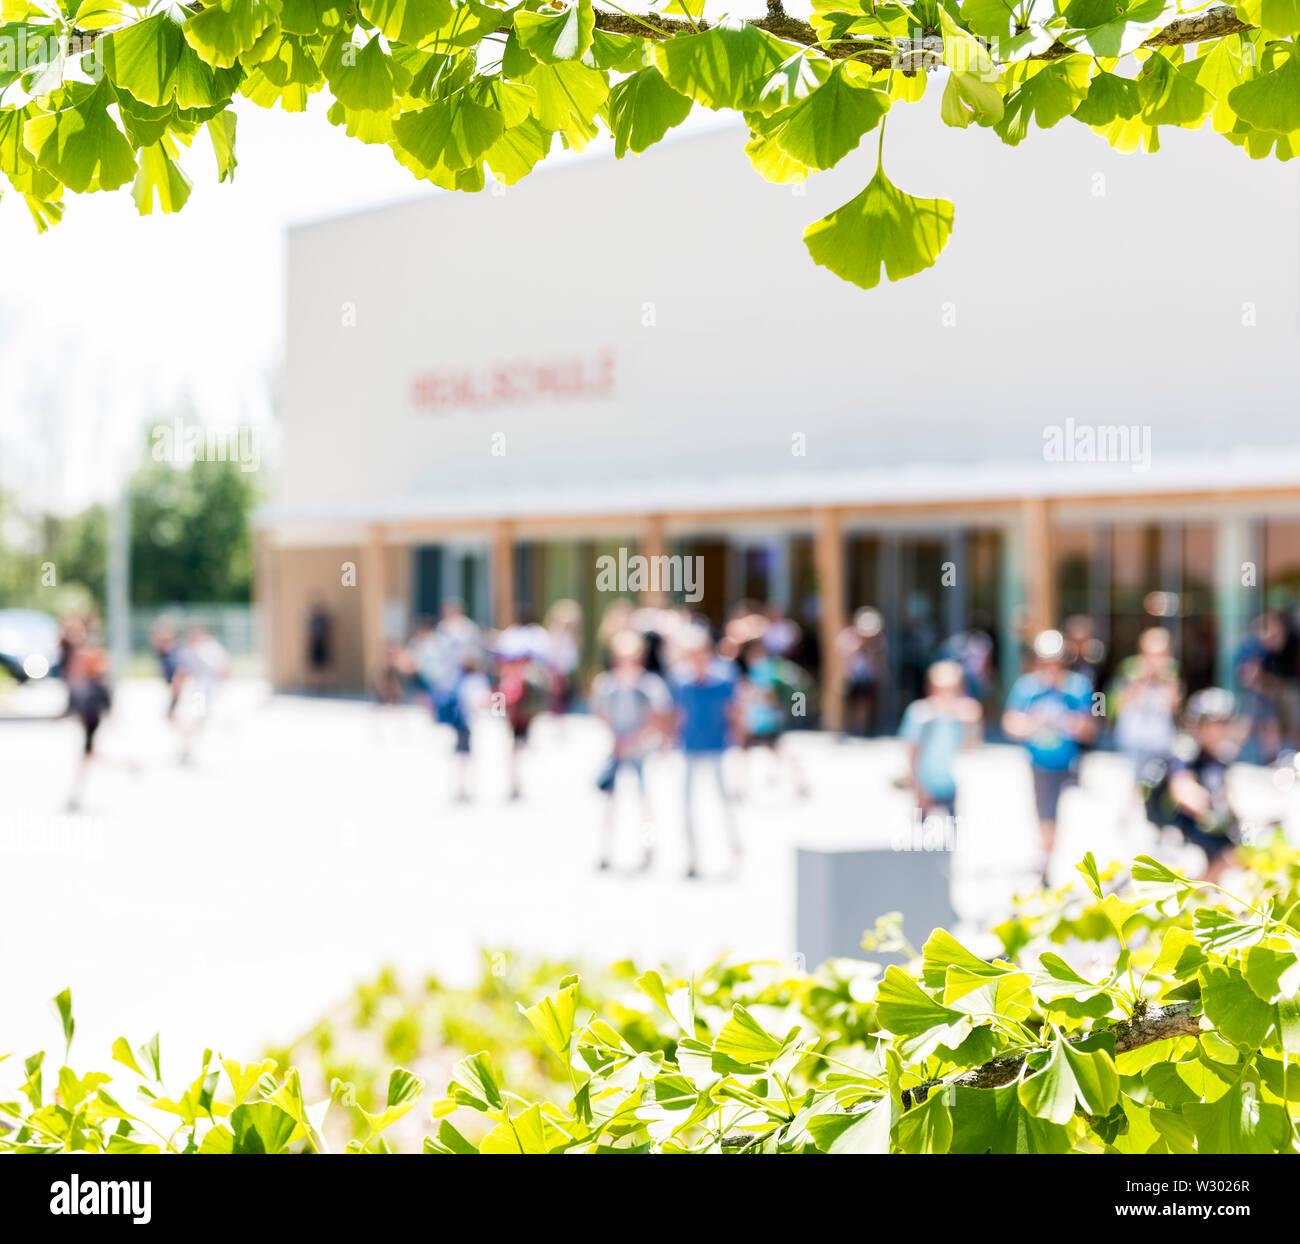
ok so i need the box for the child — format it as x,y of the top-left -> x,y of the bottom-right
669,627 -> 741,880
1002,628 -> 1097,878
1151,688 -> 1245,882
149,618 -> 181,720
589,629 -> 672,872
899,659 -> 982,820
375,640 -> 409,708
65,635 -> 112,811
174,624 -> 230,764
495,627 -> 547,801
736,638 -> 809,798
449,650 -> 491,802
1110,627 -> 1181,785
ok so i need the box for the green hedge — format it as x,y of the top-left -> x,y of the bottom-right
4,843 -> 1300,1153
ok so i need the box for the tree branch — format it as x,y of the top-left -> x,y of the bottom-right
69,3 -> 1254,78
717,999 -> 1201,1148
902,1000 -> 1201,1106
591,3 -> 1254,71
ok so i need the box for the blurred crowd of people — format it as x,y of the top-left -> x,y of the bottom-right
900,618 -> 1298,886
366,592 -> 1300,883
371,598 -> 814,878
49,612 -> 231,807
46,581 -> 1300,888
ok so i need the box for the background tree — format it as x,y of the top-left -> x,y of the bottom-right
128,442 -> 258,605
0,491 -> 105,615
0,426 -> 259,614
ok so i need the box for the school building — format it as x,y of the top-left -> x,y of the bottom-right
255,105 -> 1300,726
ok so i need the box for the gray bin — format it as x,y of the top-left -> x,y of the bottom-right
796,846 -> 958,967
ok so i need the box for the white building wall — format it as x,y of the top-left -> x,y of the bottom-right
277,103 -> 1300,522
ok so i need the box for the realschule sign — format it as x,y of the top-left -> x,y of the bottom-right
411,346 -> 616,414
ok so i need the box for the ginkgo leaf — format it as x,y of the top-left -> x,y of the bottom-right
941,70 -> 1005,128
804,169 -> 954,290
132,139 -> 192,214
1183,1077 -> 1290,1153
327,98 -> 396,140
485,115 -> 553,184
183,0 -> 279,70
1228,48 -> 1300,134
922,929 -> 1014,990
359,1067 -> 423,1135
1072,70 -> 1142,125
743,128 -> 810,183
950,1081 -> 1072,1153
1139,52 -> 1214,128
712,1004 -> 788,1065
809,1096 -> 893,1153
173,37 -> 243,108
358,0 -> 454,46
73,0 -> 130,30
514,0 -> 594,65
103,12 -> 184,107
894,1088 -> 953,1153
1018,1041 -> 1077,1125
764,66 -> 888,170
261,34 -> 324,89
653,23 -> 793,112
1200,963 -> 1275,1048
1060,1039 -> 1119,1115
754,48 -> 828,116
324,35 -> 411,112
24,82 -> 138,192
959,0 -> 1017,39
996,58 -> 1091,145
392,95 -> 504,175
207,110 -> 238,180
586,28 -> 647,73
1242,940 -> 1300,1003
518,984 -> 578,1056
607,66 -> 691,158
524,59 -> 608,146
1062,0 -> 1167,58
1234,0 -> 1300,37
441,0 -> 522,49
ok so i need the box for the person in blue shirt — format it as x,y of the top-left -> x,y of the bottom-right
899,659 -> 983,820
1002,628 -> 1098,876
670,626 -> 741,880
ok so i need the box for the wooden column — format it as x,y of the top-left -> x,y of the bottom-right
252,530 -> 278,688
361,524 -> 387,691
814,507 -> 846,732
1022,496 -> 1055,636
493,521 -> 516,628
640,513 -> 669,606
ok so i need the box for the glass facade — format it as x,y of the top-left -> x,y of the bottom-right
400,513 -> 1288,717
1052,521 -> 1219,694
846,528 -> 1005,725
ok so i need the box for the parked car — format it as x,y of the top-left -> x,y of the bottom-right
0,608 -> 62,683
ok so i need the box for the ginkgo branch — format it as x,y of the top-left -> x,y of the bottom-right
717,1000 -> 1201,1147
67,2 -> 1255,73
900,999 -> 1201,1106
587,2 -> 1253,70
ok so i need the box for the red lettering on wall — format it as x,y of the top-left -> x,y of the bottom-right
411,347 -> 617,413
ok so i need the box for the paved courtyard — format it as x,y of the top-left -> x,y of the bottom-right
3,676 -> 1291,1072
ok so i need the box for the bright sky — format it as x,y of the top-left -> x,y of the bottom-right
0,94 -> 428,512
0,4 -> 776,514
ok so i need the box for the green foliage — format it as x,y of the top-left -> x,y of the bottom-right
0,493 -> 106,614
128,431 -> 259,606
0,2 -> 1292,284
0,418 -> 258,615
6,844 -> 1300,1153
